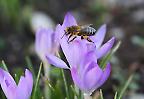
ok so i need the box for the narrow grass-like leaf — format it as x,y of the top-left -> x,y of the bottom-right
61,69 -> 70,99
70,85 -> 79,98
44,78 -> 55,92
114,92 -> 118,99
79,89 -> 84,99
32,62 -> 43,99
118,75 -> 133,99
14,74 -> 19,84
99,89 -> 104,99
25,56 -> 36,79
131,36 -> 144,47
1,60 -> 9,72
0,90 -> 6,99
100,41 -> 121,69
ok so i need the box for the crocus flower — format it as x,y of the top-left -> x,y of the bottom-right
47,41 -> 111,94
46,37 -> 111,93
46,12 -> 114,93
35,25 -> 61,61
0,68 -> 33,99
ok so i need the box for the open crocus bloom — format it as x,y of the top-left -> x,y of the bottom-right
47,41 -> 111,93
47,12 -> 115,68
0,68 -> 33,99
47,37 -> 111,93
46,12 -> 114,93
61,12 -> 115,59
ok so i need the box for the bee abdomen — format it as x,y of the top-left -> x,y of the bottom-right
81,27 -> 96,36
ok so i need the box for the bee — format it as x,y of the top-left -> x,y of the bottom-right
61,24 -> 96,43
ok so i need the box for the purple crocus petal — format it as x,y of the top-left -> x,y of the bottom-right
70,67 -> 84,90
86,43 -> 96,52
80,51 -> 97,72
60,39 -> 87,68
35,28 -> 53,60
24,69 -> 33,96
0,68 -> 4,83
92,63 -> 111,90
0,68 -> 17,99
96,37 -> 115,59
46,54 -> 69,69
91,24 -> 106,48
16,76 -> 30,99
83,62 -> 103,92
69,40 -> 87,67
1,78 -> 16,99
60,35 -> 73,66
62,12 -> 77,29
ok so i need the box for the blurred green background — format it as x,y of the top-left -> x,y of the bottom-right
0,0 -> 144,99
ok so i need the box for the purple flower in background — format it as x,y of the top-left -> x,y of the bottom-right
46,12 -> 114,93
0,68 -> 33,99
35,25 -> 61,61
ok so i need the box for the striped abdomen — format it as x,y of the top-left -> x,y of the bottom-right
78,27 -> 96,36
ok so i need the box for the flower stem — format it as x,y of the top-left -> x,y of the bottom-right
61,69 -> 70,99
83,93 -> 92,99
79,89 -> 84,99
43,61 -> 50,99
99,89 -> 104,99
32,62 -> 42,99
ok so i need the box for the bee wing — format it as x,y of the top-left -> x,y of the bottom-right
81,24 -> 93,29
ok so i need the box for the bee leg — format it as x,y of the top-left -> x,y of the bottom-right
87,37 -> 94,43
61,31 -> 69,39
81,35 -> 87,40
67,34 -> 73,42
81,36 -> 94,43
68,36 -> 77,43
61,33 -> 66,39
81,36 -> 84,39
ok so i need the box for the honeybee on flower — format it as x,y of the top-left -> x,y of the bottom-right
61,24 -> 96,43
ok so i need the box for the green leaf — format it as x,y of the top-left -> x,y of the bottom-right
32,62 -> 43,99
25,56 -> 36,80
114,92 -> 118,99
14,74 -> 19,84
131,36 -> 144,47
44,77 -> 55,92
118,75 -> 134,99
1,60 -> 9,72
70,85 -> 79,98
61,69 -> 70,99
100,41 -> 121,69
